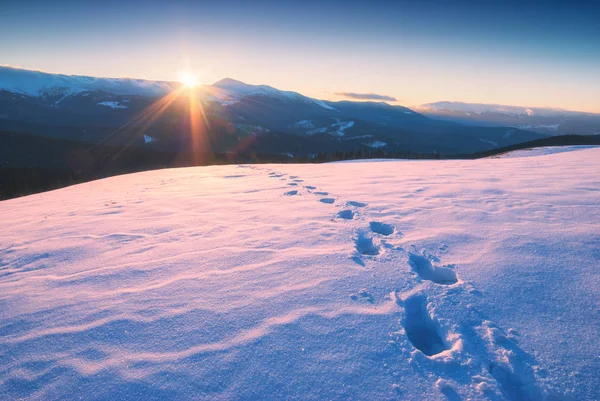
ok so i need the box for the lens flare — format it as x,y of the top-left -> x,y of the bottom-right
179,72 -> 199,88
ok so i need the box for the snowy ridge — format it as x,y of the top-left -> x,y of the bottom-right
1,148 -> 599,399
0,67 -> 339,111
0,66 -> 178,97
417,101 -> 588,117
209,78 -> 337,110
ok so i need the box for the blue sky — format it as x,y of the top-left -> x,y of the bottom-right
2,0 -> 599,111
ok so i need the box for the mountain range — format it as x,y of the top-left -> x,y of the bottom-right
416,101 -> 600,136
0,66 -> 554,158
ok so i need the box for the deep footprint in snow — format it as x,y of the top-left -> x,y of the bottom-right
408,253 -> 458,285
347,201 -> 367,207
355,232 -> 379,255
284,190 -> 298,196
402,294 -> 448,356
320,198 -> 335,204
314,191 -> 329,196
305,186 -> 316,190
350,289 -> 374,303
369,222 -> 394,235
287,183 -> 298,186
337,210 -> 354,220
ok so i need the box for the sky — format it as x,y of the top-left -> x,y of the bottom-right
1,0 -> 599,112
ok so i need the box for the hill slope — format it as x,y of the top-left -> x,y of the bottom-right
1,149 -> 599,400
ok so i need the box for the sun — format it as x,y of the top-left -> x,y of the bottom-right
178,71 -> 199,88
181,74 -> 198,88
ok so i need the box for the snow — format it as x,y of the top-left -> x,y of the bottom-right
333,120 -> 355,131
418,101 -> 585,117
313,99 -> 337,110
210,78 -> 336,110
366,141 -> 388,148
1,67 -> 333,111
143,134 -> 156,144
329,120 -> 355,137
0,66 -> 177,97
306,127 -> 327,135
294,120 -> 314,129
97,101 -> 128,109
1,149 -> 600,400
516,124 -> 560,131
493,145 -> 600,158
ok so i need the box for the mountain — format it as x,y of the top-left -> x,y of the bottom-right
0,66 -> 548,160
0,66 -> 177,97
416,101 -> 600,136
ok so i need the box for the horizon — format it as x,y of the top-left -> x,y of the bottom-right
2,0 -> 599,113
1,64 -> 595,114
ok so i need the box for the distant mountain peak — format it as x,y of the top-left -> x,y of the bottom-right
212,77 -> 248,87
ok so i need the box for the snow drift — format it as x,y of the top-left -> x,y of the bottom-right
1,146 -> 599,400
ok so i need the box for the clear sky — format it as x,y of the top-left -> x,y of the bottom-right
2,0 -> 599,112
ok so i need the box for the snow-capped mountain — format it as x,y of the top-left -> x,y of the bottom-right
416,101 -> 600,135
417,101 -> 583,117
208,78 -> 336,110
0,66 -> 548,156
0,66 -> 178,98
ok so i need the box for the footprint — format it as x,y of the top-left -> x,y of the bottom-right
402,294 -> 448,356
347,201 -> 367,207
293,179 -> 304,183
350,289 -> 374,303
369,222 -> 394,236
314,191 -> 329,196
284,190 -> 298,196
305,186 -> 316,190
355,232 -> 379,255
289,176 -> 299,179
337,210 -> 354,220
287,183 -> 298,186
408,253 -> 458,285
319,198 -> 335,204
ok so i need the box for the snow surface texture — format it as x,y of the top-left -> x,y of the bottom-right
494,145 -> 599,159
1,148 -> 599,400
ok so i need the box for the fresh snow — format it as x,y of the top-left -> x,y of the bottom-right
1,148 -> 599,400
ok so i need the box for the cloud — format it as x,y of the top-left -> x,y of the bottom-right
335,92 -> 397,102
